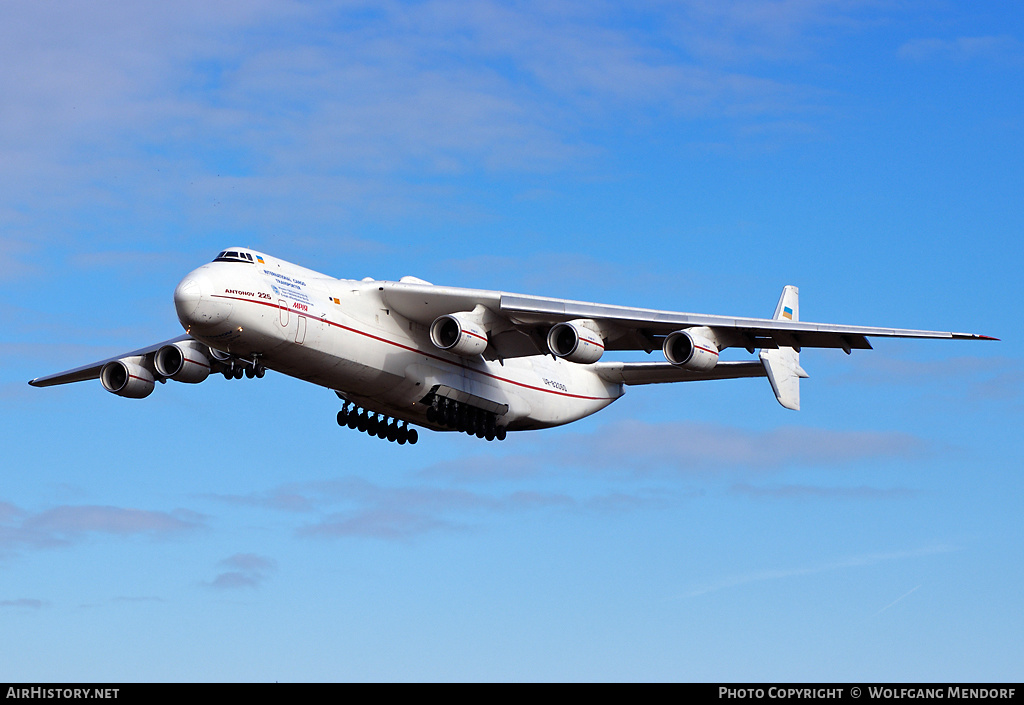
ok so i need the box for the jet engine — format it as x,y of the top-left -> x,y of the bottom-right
546,320 -> 605,364
663,326 -> 720,371
154,341 -> 212,384
100,358 -> 155,398
430,314 -> 488,357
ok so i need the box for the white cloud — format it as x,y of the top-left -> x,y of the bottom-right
423,419 -> 929,481
436,251 -> 702,300
0,502 -> 205,556
208,476 -> 646,541
731,482 -> 917,500
199,416 -> 926,542
23,506 -> 201,537
830,354 -> 1023,405
676,544 -> 958,599
0,0 -> 866,252
206,552 -> 278,590
0,598 -> 49,609
262,478 -> 576,539
581,420 -> 925,471
899,35 -> 1023,63
299,508 -> 466,541
112,596 -> 167,604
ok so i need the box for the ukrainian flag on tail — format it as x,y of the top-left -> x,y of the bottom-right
773,286 -> 799,323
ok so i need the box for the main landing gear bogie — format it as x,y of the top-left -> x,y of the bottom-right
336,402 -> 419,445
425,397 -> 506,441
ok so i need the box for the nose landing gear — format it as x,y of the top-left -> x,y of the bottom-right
219,354 -> 266,381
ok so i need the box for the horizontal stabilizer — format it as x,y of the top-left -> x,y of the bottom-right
595,360 -> 766,386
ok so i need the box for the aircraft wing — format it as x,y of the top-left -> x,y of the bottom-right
380,281 -> 994,357
499,293 -> 993,352
28,335 -> 193,387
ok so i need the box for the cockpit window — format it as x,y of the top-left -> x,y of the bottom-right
213,250 -> 256,264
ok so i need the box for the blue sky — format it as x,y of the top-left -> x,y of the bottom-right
1,0 -> 1021,682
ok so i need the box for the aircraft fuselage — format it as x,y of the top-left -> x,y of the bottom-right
172,251 -> 623,432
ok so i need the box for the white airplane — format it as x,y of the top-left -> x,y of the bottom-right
30,247 -> 996,444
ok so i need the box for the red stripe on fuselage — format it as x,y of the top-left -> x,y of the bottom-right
210,294 -> 613,401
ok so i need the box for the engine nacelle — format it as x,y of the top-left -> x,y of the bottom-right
663,327 -> 720,371
100,358 -> 155,399
547,320 -> 605,364
430,313 -> 489,357
154,341 -> 212,384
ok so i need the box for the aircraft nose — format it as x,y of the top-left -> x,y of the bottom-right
174,276 -> 202,321
174,268 -> 232,330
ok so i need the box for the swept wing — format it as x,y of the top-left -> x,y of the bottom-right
380,281 -> 993,357
28,335 -> 193,388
